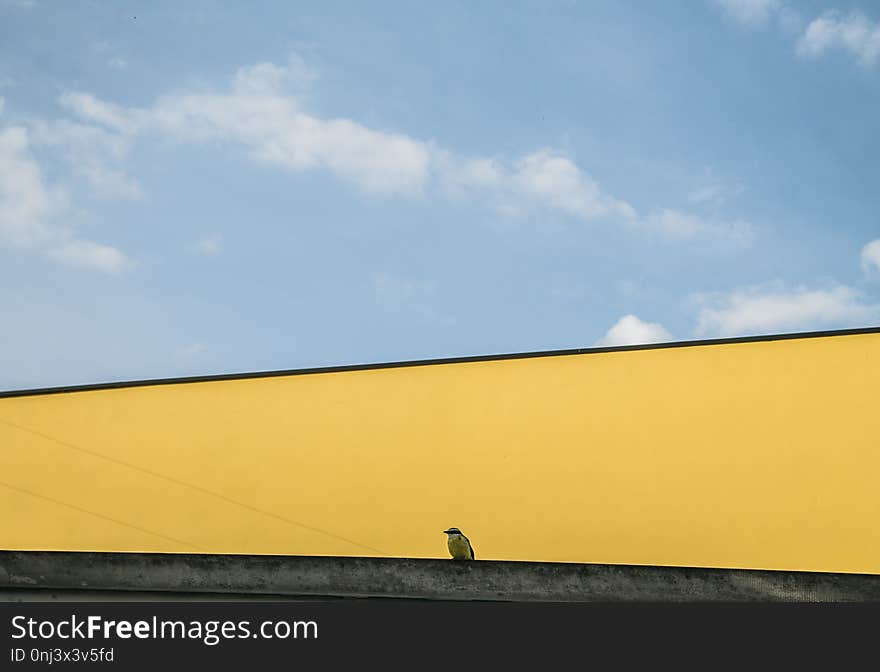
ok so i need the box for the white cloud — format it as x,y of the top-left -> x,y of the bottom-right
712,3 -> 880,69
55,55 -> 748,244
195,233 -> 223,256
59,92 -> 138,134
639,209 -> 754,245
30,119 -> 142,200
0,96 -> 5,115
46,239 -> 129,273
436,153 -> 504,197
693,284 -> 880,337
107,58 -> 127,70
510,150 -> 636,220
58,56 -> 425,197
861,239 -> 880,272
0,125 -> 61,246
796,10 -> 880,67
233,55 -> 317,93
0,123 -> 129,272
687,174 -> 744,207
713,0 -> 780,26
140,73 -> 433,197
595,314 -> 673,347
435,146 -> 637,222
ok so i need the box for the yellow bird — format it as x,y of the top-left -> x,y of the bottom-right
443,527 -> 475,560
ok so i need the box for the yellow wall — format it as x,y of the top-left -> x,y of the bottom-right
2,332 -> 879,573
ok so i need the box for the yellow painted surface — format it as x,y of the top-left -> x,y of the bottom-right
1,332 -> 879,573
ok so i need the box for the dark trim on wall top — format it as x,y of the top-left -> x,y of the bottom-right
1,325 -> 878,399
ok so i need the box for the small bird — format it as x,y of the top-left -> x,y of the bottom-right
443,527 -> 475,560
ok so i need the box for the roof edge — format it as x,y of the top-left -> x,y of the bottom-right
2,325 -> 879,399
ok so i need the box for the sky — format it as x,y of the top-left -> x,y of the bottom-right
1,0 -> 879,390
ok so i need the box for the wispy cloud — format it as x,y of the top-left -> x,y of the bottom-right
0,125 -> 62,247
0,124 -> 130,272
46,239 -> 129,273
68,72 -> 433,197
30,119 -> 143,200
57,54 -> 749,244
713,0 -> 780,27
638,209 -> 754,245
693,283 -> 880,337
687,171 -> 745,208
595,314 -> 673,346
59,92 -> 138,134
861,239 -> 880,272
508,149 -> 635,220
713,1 -> 880,68
796,10 -> 880,67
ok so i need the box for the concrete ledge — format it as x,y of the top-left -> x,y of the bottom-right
2,551 -> 880,602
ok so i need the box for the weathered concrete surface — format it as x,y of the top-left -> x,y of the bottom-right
0,589 -> 301,602
2,551 -> 880,602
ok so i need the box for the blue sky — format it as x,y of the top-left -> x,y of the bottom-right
1,0 -> 879,390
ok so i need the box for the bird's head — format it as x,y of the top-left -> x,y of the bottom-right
443,527 -> 462,535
